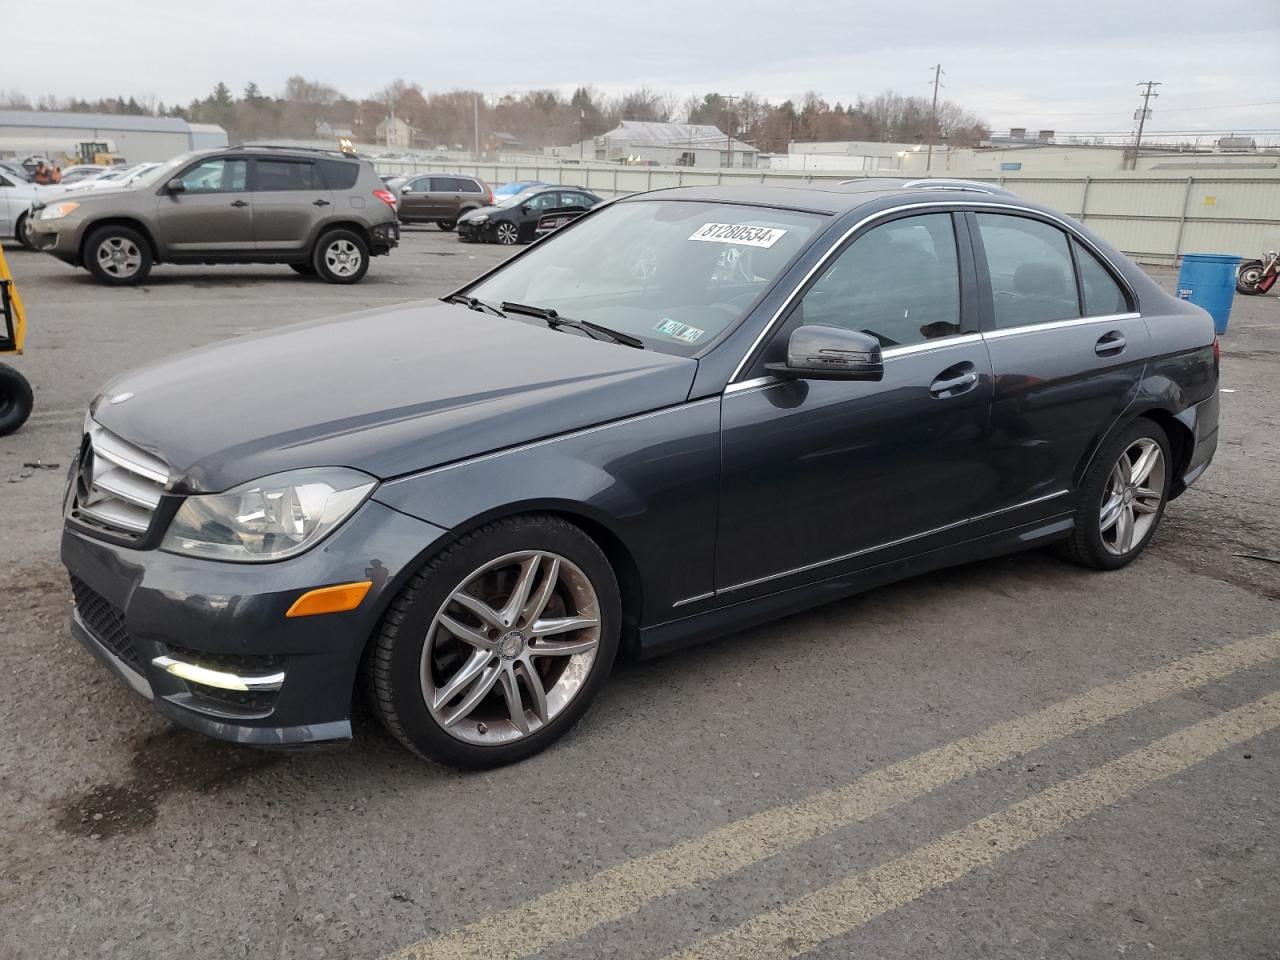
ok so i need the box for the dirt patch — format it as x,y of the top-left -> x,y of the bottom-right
53,727 -> 281,839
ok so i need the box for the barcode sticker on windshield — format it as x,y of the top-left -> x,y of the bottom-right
655,318 -> 706,343
688,223 -> 787,248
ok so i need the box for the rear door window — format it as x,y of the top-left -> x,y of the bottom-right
430,177 -> 461,192
974,214 -> 1081,329
255,159 -> 321,191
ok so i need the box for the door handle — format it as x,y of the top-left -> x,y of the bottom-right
313,199 -> 331,207
929,370 -> 979,398
230,199 -> 249,208
1095,331 -> 1126,356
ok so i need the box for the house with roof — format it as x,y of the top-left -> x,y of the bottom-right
548,120 -> 758,168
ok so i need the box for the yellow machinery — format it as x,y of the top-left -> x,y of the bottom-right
0,245 -> 32,436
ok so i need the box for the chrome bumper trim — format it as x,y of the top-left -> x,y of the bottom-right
151,655 -> 285,692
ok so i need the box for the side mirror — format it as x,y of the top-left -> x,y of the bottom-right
400,185 -> 412,195
764,325 -> 884,381
165,178 -> 185,194
521,204 -> 533,214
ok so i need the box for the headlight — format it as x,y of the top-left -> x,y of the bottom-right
40,201 -> 80,220
467,214 -> 488,223
161,467 -> 376,562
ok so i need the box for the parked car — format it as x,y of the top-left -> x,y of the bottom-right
383,173 -> 491,230
457,184 -> 602,244
57,164 -> 111,185
493,179 -> 548,201
0,160 -> 34,183
0,169 -> 48,248
59,180 -> 1219,768
28,146 -> 399,285
69,162 -> 162,191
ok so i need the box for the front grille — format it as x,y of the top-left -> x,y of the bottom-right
70,575 -> 144,672
70,420 -> 169,540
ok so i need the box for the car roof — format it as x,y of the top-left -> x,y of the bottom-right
621,179 -> 1018,215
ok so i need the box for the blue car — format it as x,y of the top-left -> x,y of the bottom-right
493,179 -> 548,201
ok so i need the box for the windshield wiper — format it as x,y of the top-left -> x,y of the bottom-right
500,302 -> 645,349
443,293 -> 506,317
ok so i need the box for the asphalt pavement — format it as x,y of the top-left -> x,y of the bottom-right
1,228 -> 1278,960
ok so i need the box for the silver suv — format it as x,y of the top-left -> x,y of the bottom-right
28,146 -> 400,285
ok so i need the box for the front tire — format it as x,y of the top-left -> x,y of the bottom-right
0,363 -> 33,436
1236,260 -> 1264,295
493,221 -> 519,245
312,229 -> 369,284
437,219 -> 457,232
84,225 -> 152,285
369,514 -> 621,768
1059,418 -> 1172,570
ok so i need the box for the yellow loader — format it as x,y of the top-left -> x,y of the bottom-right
0,245 -> 32,436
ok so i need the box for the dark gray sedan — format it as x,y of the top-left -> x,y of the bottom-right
60,179 -> 1219,768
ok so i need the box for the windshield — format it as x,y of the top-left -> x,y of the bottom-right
466,199 -> 827,356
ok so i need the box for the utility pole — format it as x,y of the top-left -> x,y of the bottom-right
1131,80 -> 1161,170
926,64 -> 943,173
724,95 -> 739,169
473,94 -> 480,159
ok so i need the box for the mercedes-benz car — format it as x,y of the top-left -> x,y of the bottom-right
60,179 -> 1218,768
457,184 -> 600,244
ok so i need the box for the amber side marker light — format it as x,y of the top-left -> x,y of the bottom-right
286,581 -> 373,618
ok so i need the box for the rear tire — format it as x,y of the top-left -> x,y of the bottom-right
312,229 -> 369,284
1059,417 -> 1172,570
437,220 -> 457,232
1236,260 -> 1264,295
368,514 -> 621,769
0,363 -> 34,436
84,225 -> 152,285
15,213 -> 36,251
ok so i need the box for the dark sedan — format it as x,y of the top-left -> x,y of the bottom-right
60,180 -> 1219,768
457,184 -> 601,244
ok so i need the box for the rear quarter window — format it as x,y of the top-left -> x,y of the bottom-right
318,159 -> 360,191
459,179 -> 483,193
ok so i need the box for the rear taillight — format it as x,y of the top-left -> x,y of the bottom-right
373,188 -> 397,210
1212,334 -> 1221,373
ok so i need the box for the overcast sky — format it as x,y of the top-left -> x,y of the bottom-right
9,1 -> 1280,141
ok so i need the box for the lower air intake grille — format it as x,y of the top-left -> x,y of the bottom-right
70,575 -> 144,673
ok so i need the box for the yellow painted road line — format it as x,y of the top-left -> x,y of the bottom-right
387,630 -> 1280,960
669,688 -> 1280,960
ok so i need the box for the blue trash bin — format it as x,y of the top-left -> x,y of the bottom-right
1176,253 -> 1241,335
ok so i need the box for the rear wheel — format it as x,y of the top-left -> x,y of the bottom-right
312,229 -> 369,284
1236,260 -> 1264,295
1059,418 -> 1171,570
0,363 -> 33,436
494,221 -> 519,245
369,514 -> 621,768
84,225 -> 152,285
437,219 -> 457,232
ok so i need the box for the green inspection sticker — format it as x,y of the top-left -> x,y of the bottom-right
654,318 -> 706,343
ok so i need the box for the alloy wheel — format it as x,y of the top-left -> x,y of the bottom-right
1099,437 -> 1165,556
495,223 -> 519,245
1238,264 -> 1263,291
96,237 -> 142,279
324,239 -> 363,277
421,551 -> 601,745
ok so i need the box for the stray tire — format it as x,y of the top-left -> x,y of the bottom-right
437,220 -> 457,232
84,225 -> 152,285
312,229 -> 370,284
0,362 -> 33,436
289,262 -> 315,276
1236,260 -> 1264,295
494,221 -> 519,245
1059,417 -> 1172,570
369,514 -> 621,768
16,213 -> 36,251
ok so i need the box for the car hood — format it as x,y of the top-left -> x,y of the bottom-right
461,204 -> 507,220
91,301 -> 698,493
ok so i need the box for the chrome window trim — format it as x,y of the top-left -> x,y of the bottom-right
728,200 -> 1138,384
981,312 -> 1142,341
715,488 -> 1071,597
384,396 -> 722,484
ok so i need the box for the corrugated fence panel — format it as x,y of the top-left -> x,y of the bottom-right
374,160 -> 1280,263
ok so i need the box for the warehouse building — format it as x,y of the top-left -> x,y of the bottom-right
548,120 -> 758,168
0,111 -> 228,165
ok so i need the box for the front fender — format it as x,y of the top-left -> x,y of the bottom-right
371,399 -> 723,626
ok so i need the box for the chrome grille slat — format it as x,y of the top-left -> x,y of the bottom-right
72,420 -> 170,539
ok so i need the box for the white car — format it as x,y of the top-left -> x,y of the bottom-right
0,169 -> 49,248
58,164 -> 110,185
67,162 -> 161,192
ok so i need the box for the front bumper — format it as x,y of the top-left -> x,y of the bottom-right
28,214 -> 85,263
456,219 -> 488,242
61,498 -> 449,747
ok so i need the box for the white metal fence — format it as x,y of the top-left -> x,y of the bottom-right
375,158 -> 1280,265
